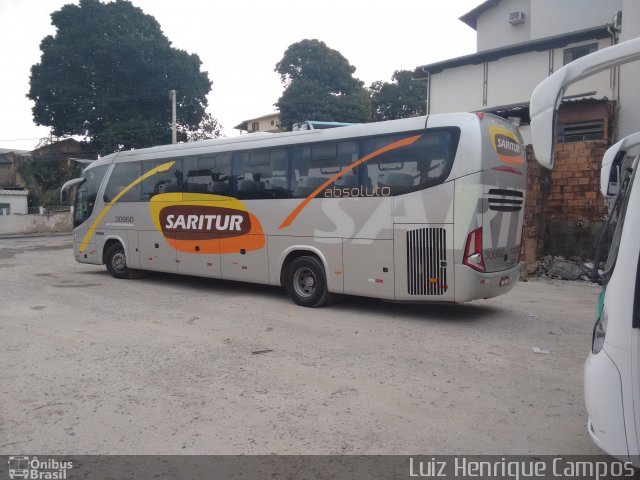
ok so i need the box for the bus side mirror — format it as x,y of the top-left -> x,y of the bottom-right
60,190 -> 68,204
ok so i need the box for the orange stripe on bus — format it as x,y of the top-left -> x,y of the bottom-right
278,134 -> 422,229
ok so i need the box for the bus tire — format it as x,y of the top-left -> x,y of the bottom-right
285,256 -> 329,307
105,243 -> 132,279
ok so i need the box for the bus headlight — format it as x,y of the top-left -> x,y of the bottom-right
592,307 -> 608,354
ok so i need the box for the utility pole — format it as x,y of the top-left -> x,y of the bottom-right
170,89 -> 177,144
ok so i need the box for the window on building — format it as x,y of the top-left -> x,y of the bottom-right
557,120 -> 604,143
563,43 -> 598,65
0,203 -> 9,215
251,122 -> 259,132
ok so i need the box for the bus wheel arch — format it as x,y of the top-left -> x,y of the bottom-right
281,250 -> 330,307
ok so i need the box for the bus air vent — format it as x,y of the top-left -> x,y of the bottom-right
407,227 -> 447,296
488,188 -> 523,212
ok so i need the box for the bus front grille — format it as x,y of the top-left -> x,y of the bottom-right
407,227 -> 447,296
488,188 -> 523,212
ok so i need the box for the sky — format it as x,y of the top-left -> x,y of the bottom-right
0,0 -> 482,151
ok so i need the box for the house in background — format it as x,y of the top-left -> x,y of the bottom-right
0,189 -> 28,215
234,112 -> 281,134
0,148 -> 29,189
414,0 -> 640,273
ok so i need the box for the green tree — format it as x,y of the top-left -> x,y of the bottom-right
275,39 -> 371,130
370,70 -> 427,122
27,0 -> 215,154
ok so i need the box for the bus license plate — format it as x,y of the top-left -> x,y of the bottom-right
499,276 -> 510,286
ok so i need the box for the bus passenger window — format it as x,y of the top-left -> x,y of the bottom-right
291,141 -> 358,198
233,149 -> 290,199
184,154 -> 231,195
141,159 -> 183,200
103,162 -> 142,202
361,130 -> 458,196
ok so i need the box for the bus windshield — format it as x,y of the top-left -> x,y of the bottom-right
73,165 -> 109,227
601,161 -> 637,285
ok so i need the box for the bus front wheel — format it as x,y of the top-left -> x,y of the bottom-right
105,243 -> 132,279
285,256 -> 329,307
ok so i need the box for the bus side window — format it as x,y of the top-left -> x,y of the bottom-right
141,158 -> 183,200
103,162 -> 143,203
291,141 -> 358,198
361,130 -> 457,196
184,154 -> 231,195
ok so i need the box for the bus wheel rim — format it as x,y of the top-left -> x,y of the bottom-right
293,267 -> 316,298
112,252 -> 126,271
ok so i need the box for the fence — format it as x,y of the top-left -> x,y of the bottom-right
26,205 -> 71,214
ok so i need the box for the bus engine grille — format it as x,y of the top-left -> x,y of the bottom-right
488,188 -> 523,212
406,227 -> 447,296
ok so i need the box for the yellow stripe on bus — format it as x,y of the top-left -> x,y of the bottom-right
78,161 -> 175,253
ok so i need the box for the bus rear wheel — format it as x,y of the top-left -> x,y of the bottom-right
105,243 -> 132,279
285,256 -> 329,307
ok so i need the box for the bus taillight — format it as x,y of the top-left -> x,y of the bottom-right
463,227 -> 486,272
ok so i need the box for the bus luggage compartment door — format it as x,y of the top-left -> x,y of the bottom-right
220,235 -> 269,284
343,239 -> 394,300
393,223 -> 454,301
138,230 -> 177,273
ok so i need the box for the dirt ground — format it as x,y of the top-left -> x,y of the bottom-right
0,234 -> 604,455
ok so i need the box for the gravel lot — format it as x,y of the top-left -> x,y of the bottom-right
0,234 -> 603,455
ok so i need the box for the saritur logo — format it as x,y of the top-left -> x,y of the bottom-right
489,125 -> 524,165
149,192 -> 265,254
160,205 -> 251,240
495,134 -> 521,157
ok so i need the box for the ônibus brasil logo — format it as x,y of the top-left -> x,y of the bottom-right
7,457 -> 73,480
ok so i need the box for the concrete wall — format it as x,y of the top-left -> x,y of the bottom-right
429,41 -> 612,114
530,0 -> 621,41
475,0 -> 621,52
429,64 -> 484,113
486,50 -> 548,106
0,212 -> 73,236
477,0 -> 531,52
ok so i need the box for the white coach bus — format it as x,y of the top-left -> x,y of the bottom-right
61,113 -> 525,307
530,36 -> 640,464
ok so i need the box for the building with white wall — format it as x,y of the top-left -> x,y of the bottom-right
0,189 -> 28,215
414,0 -> 637,145
413,0 -> 640,268
234,113 -> 281,134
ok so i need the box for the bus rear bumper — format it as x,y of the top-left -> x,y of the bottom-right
454,262 -> 522,302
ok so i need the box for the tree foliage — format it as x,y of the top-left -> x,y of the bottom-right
275,39 -> 371,130
27,0 -> 216,154
370,70 -> 427,122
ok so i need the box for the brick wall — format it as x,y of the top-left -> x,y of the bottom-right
547,141 -> 608,221
522,145 -> 549,274
523,140 -> 609,271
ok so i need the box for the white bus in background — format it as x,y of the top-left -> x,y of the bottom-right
530,36 -> 640,464
61,112 -> 526,307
